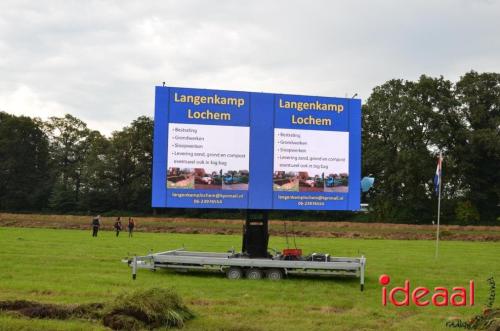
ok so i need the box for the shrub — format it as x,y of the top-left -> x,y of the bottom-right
103,287 -> 194,330
455,201 -> 480,225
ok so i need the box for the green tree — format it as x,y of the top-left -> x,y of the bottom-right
362,76 -> 456,222
0,112 -> 50,210
78,130 -> 112,212
454,71 -> 500,222
106,116 -> 153,211
44,114 -> 93,211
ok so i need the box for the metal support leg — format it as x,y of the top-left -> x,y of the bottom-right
132,256 -> 137,280
360,256 -> 365,291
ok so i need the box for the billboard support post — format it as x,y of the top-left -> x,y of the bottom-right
242,210 -> 270,258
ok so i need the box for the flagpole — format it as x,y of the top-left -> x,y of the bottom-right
435,151 -> 442,259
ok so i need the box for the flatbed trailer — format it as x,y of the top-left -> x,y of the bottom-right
126,248 -> 366,291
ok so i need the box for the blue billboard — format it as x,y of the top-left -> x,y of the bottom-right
152,86 -> 361,210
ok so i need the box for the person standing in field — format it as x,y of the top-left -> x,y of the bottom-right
114,217 -> 122,237
128,217 -> 135,237
91,215 -> 101,237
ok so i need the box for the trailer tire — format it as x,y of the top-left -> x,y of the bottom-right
245,269 -> 263,280
226,267 -> 243,280
266,269 -> 283,280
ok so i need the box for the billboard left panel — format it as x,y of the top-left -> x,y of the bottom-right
152,87 -> 251,208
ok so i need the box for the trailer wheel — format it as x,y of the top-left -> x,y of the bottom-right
245,269 -> 263,280
226,267 -> 243,280
266,269 -> 283,280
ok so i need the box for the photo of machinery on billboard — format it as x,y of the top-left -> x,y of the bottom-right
152,86 -> 361,210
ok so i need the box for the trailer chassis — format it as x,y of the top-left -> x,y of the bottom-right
126,248 -> 366,291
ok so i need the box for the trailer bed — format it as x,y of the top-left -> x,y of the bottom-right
127,248 -> 366,290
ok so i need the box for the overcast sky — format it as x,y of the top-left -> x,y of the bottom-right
1,1 -> 499,135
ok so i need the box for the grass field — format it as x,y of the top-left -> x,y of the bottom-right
2,213 -> 499,241
0,226 -> 498,330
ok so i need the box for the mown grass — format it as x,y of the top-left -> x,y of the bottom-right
2,212 -> 499,241
0,227 -> 498,330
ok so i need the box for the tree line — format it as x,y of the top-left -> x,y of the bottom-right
0,71 -> 498,224
0,113 -> 153,213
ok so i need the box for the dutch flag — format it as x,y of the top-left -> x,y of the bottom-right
434,155 -> 443,194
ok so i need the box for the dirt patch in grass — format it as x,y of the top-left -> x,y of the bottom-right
217,325 -> 264,331
102,313 -> 144,330
0,287 -> 195,329
189,299 -> 212,306
309,305 -> 349,314
1,213 -> 499,241
0,300 -> 103,319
